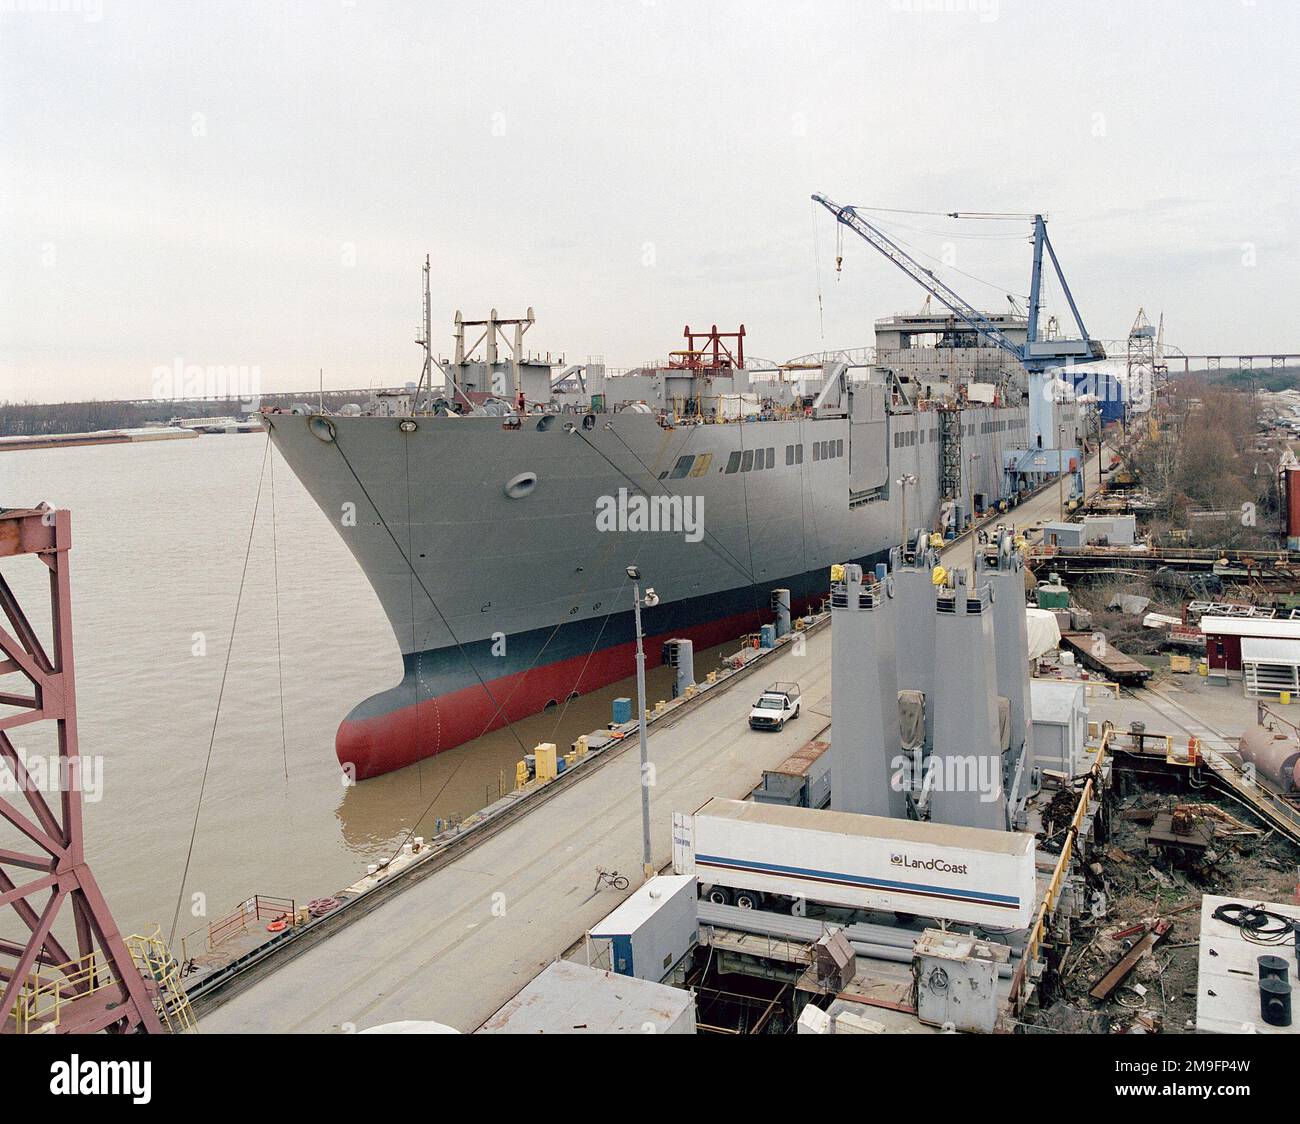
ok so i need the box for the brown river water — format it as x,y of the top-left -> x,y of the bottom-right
2,432 -> 730,948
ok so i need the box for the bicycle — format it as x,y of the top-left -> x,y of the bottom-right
594,868 -> 630,891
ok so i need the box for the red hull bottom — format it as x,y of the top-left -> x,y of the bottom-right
336,608 -> 782,780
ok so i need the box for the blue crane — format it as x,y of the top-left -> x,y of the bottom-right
811,193 -> 1105,372
812,192 -> 1104,503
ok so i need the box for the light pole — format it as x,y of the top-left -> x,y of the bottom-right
627,565 -> 658,882
896,473 -> 917,552
1057,422 -> 1066,519
1096,408 -> 1104,485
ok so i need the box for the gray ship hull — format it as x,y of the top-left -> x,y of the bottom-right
266,403 -> 1031,778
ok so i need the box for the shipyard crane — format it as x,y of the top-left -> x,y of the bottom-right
812,194 -> 1105,373
813,193 -> 1105,503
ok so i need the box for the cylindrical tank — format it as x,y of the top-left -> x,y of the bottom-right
1238,724 -> 1300,791
1260,977 -> 1292,1027
661,639 -> 695,698
1259,955 -> 1290,986
770,588 -> 792,637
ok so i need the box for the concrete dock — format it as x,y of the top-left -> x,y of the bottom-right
202,453 -> 1112,1033
202,644 -> 832,1032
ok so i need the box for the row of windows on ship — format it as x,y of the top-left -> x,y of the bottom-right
654,414 -> 1034,481
657,440 -> 844,480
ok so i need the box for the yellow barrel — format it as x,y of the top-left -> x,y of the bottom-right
1283,691 -> 1292,705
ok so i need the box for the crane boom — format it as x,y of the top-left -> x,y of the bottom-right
813,193 -> 1024,363
812,193 -> 1103,372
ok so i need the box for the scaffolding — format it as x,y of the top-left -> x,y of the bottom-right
1,505 -> 166,1034
1127,308 -> 1156,410
938,406 -> 963,500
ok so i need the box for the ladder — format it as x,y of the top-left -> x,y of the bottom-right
126,927 -> 198,1034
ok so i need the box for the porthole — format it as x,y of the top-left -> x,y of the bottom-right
308,416 -> 336,443
504,472 -> 538,499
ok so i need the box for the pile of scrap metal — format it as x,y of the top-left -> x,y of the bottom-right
1146,806 -> 1218,861
1126,802 -> 1263,867
1090,917 -> 1175,1008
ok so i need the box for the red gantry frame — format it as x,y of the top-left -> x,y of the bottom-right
0,505 -> 161,1033
668,324 -> 746,371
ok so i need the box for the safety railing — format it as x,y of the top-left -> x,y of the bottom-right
1012,728 -> 1109,1010
11,951 -> 115,1034
199,893 -> 297,953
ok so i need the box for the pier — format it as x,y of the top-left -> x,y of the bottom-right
198,452 -> 1114,1033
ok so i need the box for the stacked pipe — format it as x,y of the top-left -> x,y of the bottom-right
1259,955 -> 1292,1027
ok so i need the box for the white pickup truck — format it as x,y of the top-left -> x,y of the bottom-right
748,682 -> 801,731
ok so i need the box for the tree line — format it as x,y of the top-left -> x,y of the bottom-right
0,392 -> 369,437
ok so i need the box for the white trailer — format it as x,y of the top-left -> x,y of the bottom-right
672,798 -> 1037,929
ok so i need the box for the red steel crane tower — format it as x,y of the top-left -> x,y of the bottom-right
1,505 -> 164,1033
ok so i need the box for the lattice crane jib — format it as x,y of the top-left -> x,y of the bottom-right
0,506 -> 166,1034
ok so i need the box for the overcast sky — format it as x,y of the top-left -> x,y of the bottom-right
1,0 -> 1295,404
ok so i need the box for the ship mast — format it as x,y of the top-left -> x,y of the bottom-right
412,253 -> 433,414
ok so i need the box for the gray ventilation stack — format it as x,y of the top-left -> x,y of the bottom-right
894,529 -> 938,749
661,639 -> 695,699
978,531 -> 1033,811
931,569 -> 1008,831
830,564 -> 907,819
771,588 -> 792,638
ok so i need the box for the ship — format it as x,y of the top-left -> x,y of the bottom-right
264,280 -> 1083,780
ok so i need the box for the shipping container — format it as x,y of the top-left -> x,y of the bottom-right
588,874 -> 698,981
673,798 -> 1037,929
